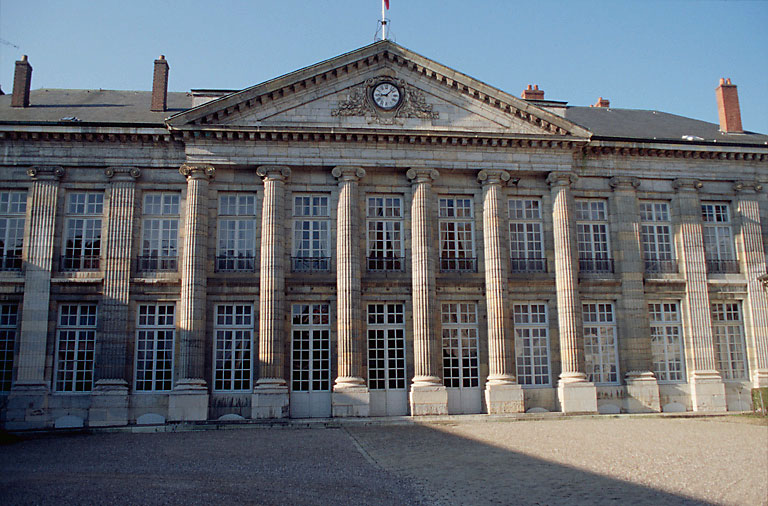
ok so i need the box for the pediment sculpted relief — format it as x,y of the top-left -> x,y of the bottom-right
332,77 -> 439,125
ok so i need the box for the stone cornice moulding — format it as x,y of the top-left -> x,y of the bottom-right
546,171 -> 578,188
104,167 -> 141,181
733,181 -> 764,193
332,166 -> 366,181
406,168 -> 440,185
477,169 -> 511,186
179,164 -> 215,180
609,176 -> 641,190
0,130 -> 172,144
256,165 -> 291,181
27,166 -> 65,180
672,178 -> 703,192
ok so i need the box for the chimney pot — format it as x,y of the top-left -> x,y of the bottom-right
11,55 -> 33,108
521,84 -> 545,100
716,78 -> 743,133
151,55 -> 170,112
592,97 -> 610,108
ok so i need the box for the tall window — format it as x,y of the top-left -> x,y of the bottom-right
0,303 -> 18,392
513,303 -> 550,386
640,201 -> 676,274
135,304 -> 175,392
712,302 -> 748,380
576,199 -> 612,273
509,198 -> 545,273
55,304 -> 97,392
0,191 -> 26,271
292,195 -> 329,272
140,193 -> 179,271
62,192 -> 102,271
702,203 -> 738,273
367,196 -> 403,271
582,302 -> 619,384
217,194 -> 257,272
214,304 -> 253,391
291,303 -> 330,392
649,302 -> 685,382
438,197 -> 476,272
442,303 -> 479,388
367,303 -> 406,391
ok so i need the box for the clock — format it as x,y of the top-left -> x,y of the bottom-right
371,82 -> 401,110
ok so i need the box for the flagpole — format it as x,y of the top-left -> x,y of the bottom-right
381,0 -> 387,40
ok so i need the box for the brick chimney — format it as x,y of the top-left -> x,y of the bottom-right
521,84 -> 544,100
11,55 -> 32,108
591,97 -> 610,108
716,78 -> 743,133
151,55 -> 169,112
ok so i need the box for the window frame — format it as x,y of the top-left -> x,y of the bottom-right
134,303 -> 176,392
648,301 -> 685,383
291,303 -> 331,392
140,192 -> 180,272
62,192 -> 103,271
54,304 -> 97,393
366,195 -> 404,271
575,199 -> 613,273
711,302 -> 748,381
508,197 -> 546,273
0,190 -> 27,271
513,302 -> 551,387
0,303 -> 19,392
438,197 -> 476,272
291,194 -> 330,272
639,201 -> 676,274
441,302 -> 480,389
582,302 -> 619,385
367,302 -> 406,391
216,193 -> 258,272
701,202 -> 738,273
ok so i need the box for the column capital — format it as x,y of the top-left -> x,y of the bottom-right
256,165 -> 291,181
27,166 -> 65,180
406,168 -> 439,185
673,178 -> 703,192
477,169 -> 510,186
546,171 -> 578,188
609,176 -> 640,191
179,164 -> 215,180
733,181 -> 763,193
332,166 -> 366,181
104,166 -> 141,181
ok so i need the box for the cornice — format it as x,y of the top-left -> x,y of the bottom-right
582,144 -> 768,161
0,130 -> 173,144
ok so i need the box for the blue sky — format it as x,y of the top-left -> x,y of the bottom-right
2,0 -> 766,133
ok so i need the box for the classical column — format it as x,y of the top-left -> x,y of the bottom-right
7,166 -> 64,429
407,168 -> 448,415
674,178 -> 726,411
252,165 -> 291,418
734,181 -> 768,387
478,169 -> 523,414
331,166 -> 369,416
547,171 -> 597,414
609,176 -> 660,413
89,167 -> 140,427
168,164 -> 214,422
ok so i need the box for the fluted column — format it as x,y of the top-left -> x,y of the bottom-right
331,166 -> 369,417
734,181 -> 768,387
478,170 -> 524,414
407,168 -> 448,415
252,165 -> 291,419
610,176 -> 659,413
7,167 -> 64,429
168,164 -> 213,422
674,178 -> 725,411
547,171 -> 596,414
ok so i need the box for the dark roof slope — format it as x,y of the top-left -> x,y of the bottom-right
564,106 -> 768,146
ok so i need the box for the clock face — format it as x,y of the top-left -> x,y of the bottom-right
372,82 -> 401,110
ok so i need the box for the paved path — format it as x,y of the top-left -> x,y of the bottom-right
1,416 -> 766,505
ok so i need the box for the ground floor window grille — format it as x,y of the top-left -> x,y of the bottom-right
135,304 -> 175,392
55,304 -> 97,392
513,303 -> 550,386
649,302 -> 685,382
367,303 -> 406,390
291,303 -> 330,392
214,304 -> 253,391
712,302 -> 748,380
582,302 -> 619,384
0,303 -> 18,391
441,303 -> 479,388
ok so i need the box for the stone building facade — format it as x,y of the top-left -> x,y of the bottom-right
0,42 -> 766,429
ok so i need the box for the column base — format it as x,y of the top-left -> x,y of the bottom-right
556,376 -> 598,414
624,371 -> 661,413
332,385 -> 370,417
409,381 -> 448,416
691,370 -> 727,412
5,382 -> 50,430
752,369 -> 768,388
168,379 -> 209,421
88,379 -> 129,427
251,379 -> 289,419
484,382 -> 524,414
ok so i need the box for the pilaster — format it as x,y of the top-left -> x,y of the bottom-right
168,164 -> 214,422
609,176 -> 660,413
547,171 -> 597,414
331,166 -> 369,417
478,170 -> 523,414
674,178 -> 726,411
407,168 -> 448,415
252,165 -> 291,418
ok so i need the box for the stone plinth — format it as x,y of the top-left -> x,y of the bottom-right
410,384 -> 449,416
252,380 -> 290,419
691,370 -> 727,412
624,371 -> 661,413
168,379 -> 209,422
557,379 -> 598,414
88,379 -> 129,427
332,388 -> 371,417
485,383 -> 525,414
5,384 -> 51,430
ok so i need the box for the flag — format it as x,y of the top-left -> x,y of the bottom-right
384,0 -> 389,9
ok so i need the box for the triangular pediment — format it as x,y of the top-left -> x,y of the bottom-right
167,41 -> 590,138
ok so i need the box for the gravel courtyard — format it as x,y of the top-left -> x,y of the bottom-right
1,416 -> 766,505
